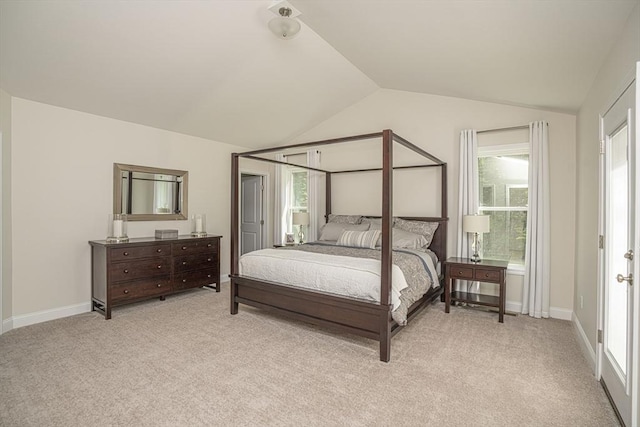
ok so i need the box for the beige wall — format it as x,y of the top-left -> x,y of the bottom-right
574,3 -> 640,351
0,89 -> 12,325
10,98 -> 243,317
292,88 -> 577,315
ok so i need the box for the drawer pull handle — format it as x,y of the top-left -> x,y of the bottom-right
182,261 -> 187,265
123,252 -> 129,256
207,258 -> 212,262
458,271 -> 463,275
157,265 -> 162,269
485,273 -> 490,277
157,284 -> 162,288
124,269 -> 129,274
182,246 -> 187,250
157,249 -> 162,253
207,244 -> 212,247
182,279 -> 187,283
207,274 -> 211,278
123,289 -> 129,294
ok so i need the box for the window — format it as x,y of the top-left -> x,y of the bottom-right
290,169 -> 308,214
478,144 -> 529,266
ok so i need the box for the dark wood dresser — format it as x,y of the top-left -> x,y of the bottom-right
89,235 -> 221,319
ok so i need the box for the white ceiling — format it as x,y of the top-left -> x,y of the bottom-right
1,0 -> 637,148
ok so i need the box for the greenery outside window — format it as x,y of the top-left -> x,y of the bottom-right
478,143 -> 529,267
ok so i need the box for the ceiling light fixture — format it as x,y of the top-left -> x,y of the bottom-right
268,7 -> 301,40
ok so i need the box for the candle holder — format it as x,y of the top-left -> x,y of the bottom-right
107,213 -> 129,243
191,213 -> 207,237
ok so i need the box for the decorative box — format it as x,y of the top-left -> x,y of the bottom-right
155,229 -> 179,239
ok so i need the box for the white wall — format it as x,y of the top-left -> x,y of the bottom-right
574,3 -> 640,352
0,88 -> 12,328
292,88 -> 577,316
10,98 -> 243,318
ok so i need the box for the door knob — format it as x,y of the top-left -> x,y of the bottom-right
624,250 -> 634,260
617,273 -> 633,285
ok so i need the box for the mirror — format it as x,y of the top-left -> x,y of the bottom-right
113,163 -> 188,221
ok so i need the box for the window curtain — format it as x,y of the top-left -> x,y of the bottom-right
306,150 -> 321,242
457,130 -> 479,291
274,154 -> 291,245
522,121 -> 550,318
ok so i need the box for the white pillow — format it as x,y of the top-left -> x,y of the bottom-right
337,230 -> 382,249
319,223 -> 370,241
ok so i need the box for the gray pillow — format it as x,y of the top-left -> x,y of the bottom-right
328,214 -> 362,224
362,217 -> 395,230
376,228 -> 429,249
394,218 -> 439,248
319,223 -> 370,241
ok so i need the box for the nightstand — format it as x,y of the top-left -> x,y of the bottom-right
443,257 -> 508,322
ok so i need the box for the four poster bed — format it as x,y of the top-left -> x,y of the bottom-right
230,130 -> 448,362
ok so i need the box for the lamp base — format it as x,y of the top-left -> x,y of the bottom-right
470,253 -> 482,263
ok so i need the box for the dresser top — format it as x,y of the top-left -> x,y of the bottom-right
89,234 -> 222,247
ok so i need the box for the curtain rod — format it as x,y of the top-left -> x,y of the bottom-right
477,124 -> 529,134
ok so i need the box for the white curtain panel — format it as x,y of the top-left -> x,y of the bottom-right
306,149 -> 321,242
522,121 -> 551,318
457,130 -> 479,291
274,154 -> 292,245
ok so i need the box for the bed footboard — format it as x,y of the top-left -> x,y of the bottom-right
230,275 -> 393,361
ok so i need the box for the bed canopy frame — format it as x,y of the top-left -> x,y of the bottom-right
230,129 -> 448,362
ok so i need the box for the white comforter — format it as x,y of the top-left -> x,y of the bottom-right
239,248 -> 438,312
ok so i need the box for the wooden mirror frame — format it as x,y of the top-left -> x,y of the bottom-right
113,163 -> 189,221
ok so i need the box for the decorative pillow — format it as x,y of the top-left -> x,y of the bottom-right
337,230 -> 382,249
361,217 -> 397,231
376,228 -> 429,249
327,214 -> 362,225
319,223 -> 370,241
394,218 -> 439,248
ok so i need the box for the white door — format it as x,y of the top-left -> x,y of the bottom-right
241,174 -> 263,255
600,80 -> 636,426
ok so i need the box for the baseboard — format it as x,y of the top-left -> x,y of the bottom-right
505,300 -> 573,320
573,312 -> 596,374
220,272 -> 230,284
550,307 -> 573,321
9,302 -> 91,330
2,317 -> 13,334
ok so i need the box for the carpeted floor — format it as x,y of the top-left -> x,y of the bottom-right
0,285 -> 619,426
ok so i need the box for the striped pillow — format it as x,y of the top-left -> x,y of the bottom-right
337,230 -> 382,249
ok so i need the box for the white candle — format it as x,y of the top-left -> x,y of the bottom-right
195,217 -> 203,233
113,219 -> 123,237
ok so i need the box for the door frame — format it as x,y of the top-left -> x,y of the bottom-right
239,170 -> 269,252
596,67 -> 638,426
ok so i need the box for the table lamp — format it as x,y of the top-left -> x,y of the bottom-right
463,214 -> 490,263
292,212 -> 310,244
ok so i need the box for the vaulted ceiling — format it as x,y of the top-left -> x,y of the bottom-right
1,0 -> 637,148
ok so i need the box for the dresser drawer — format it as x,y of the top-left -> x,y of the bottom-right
475,269 -> 501,282
174,253 -> 217,273
172,239 -> 218,255
110,244 -> 171,261
110,258 -> 172,282
173,268 -> 218,291
449,266 -> 474,279
111,277 -> 171,303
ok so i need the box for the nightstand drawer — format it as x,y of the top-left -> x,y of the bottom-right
449,266 -> 474,279
474,269 -> 501,282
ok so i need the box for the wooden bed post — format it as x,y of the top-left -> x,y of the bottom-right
325,172 -> 332,221
230,153 -> 239,314
380,129 -> 393,362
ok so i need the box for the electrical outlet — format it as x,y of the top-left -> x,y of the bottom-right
580,295 -> 584,309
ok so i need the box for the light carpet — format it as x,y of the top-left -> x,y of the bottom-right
0,285 -> 618,426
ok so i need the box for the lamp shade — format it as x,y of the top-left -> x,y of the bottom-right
463,215 -> 490,233
292,212 -> 309,226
